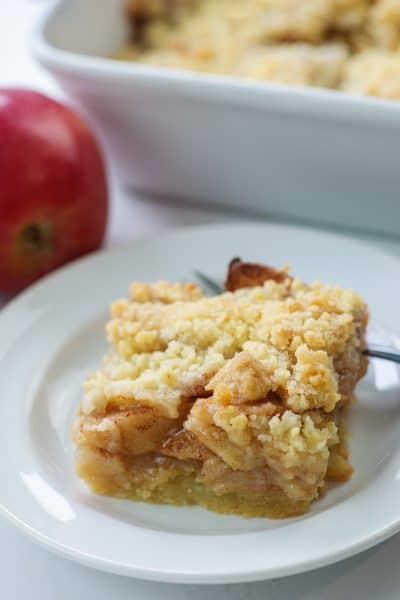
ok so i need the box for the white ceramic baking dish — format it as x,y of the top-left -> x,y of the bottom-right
32,0 -> 400,235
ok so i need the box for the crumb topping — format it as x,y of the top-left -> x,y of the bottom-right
81,277 -> 367,418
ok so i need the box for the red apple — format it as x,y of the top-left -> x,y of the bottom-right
0,89 -> 108,294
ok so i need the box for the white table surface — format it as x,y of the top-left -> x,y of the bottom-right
2,2 -> 400,598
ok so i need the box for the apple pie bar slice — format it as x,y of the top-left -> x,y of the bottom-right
73,260 -> 368,518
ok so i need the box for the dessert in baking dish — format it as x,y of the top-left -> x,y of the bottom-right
73,260 -> 368,518
117,0 -> 400,100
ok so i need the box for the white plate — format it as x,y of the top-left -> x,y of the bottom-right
1,222 -> 400,584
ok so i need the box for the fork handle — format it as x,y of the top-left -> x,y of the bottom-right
364,346 -> 400,364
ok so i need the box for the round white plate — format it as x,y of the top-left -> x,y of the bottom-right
1,222 -> 400,584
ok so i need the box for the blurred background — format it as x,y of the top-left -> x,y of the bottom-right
0,0 -> 230,304
1,0 -> 400,307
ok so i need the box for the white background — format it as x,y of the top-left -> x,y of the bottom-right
1,1 -> 400,598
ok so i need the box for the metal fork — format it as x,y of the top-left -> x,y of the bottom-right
194,270 -> 400,365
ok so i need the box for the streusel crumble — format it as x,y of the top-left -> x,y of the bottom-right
116,0 -> 400,100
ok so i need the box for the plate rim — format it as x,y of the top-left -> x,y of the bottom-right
1,502 -> 400,584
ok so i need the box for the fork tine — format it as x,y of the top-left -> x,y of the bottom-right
193,270 -> 224,295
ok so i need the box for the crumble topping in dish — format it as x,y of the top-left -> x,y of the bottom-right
343,50 -> 400,98
73,260 -> 368,518
116,0 -> 400,100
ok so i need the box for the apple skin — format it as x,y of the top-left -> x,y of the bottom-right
0,89 -> 108,294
